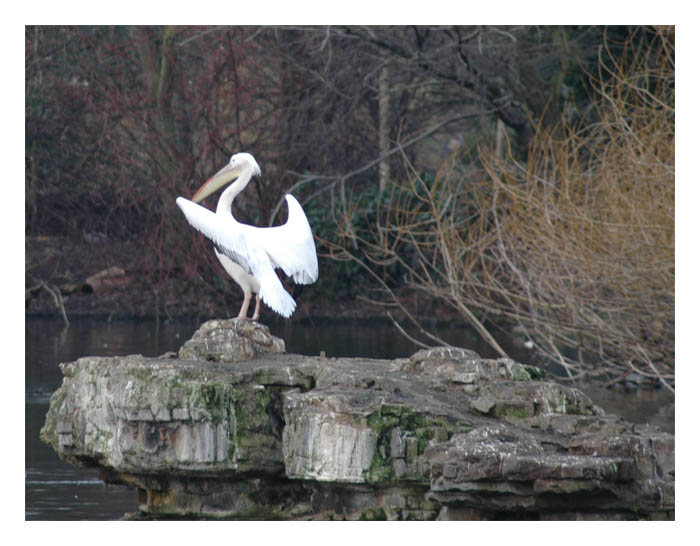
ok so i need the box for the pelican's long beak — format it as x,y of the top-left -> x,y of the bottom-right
192,163 -> 238,203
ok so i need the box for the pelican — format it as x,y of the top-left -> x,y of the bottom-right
176,152 -> 318,319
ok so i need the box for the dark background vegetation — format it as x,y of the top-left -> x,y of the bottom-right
25,25 -> 674,386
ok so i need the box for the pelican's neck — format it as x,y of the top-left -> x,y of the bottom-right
216,165 -> 254,216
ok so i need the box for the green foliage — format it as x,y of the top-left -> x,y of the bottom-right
305,183 -> 403,298
314,170 -> 475,300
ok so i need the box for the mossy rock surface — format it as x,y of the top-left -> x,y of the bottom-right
41,321 -> 674,520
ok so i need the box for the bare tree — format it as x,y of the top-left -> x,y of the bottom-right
324,27 -> 675,388
28,25 -> 650,324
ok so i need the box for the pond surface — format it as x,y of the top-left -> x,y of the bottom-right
25,315 -> 674,520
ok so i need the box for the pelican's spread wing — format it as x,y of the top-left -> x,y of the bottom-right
176,196 -> 298,317
176,197 -> 249,267
250,195 -> 319,285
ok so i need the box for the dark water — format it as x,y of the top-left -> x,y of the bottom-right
25,316 -> 674,520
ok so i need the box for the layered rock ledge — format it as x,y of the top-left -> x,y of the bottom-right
41,319 -> 674,520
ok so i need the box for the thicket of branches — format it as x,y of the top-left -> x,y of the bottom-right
27,27 -> 295,290
26,25 -> 616,256
327,27 -> 674,387
26,26 -> 673,384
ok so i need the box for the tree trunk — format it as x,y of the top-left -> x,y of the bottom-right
378,65 -> 390,193
495,118 -> 506,159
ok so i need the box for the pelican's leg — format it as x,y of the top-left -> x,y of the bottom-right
251,294 -> 261,321
237,292 -> 252,320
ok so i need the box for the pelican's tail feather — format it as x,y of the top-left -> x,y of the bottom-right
257,268 -> 296,318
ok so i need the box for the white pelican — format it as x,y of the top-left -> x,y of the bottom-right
176,152 -> 318,319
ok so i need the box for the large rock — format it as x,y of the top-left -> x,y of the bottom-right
41,322 -> 674,520
178,318 -> 285,362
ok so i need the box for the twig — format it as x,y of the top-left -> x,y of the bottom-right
398,145 -> 508,359
355,295 -> 397,308
323,239 -> 452,348
39,281 -> 69,327
269,111 -> 492,225
628,349 -> 675,393
386,312 -> 431,350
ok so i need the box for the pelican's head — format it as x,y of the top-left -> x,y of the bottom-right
231,152 -> 261,176
192,152 -> 261,203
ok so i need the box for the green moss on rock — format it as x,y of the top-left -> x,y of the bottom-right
523,365 -> 548,381
359,507 -> 388,520
364,404 -> 471,484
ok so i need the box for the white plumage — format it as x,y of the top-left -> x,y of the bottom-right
214,250 -> 261,320
176,152 -> 318,319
